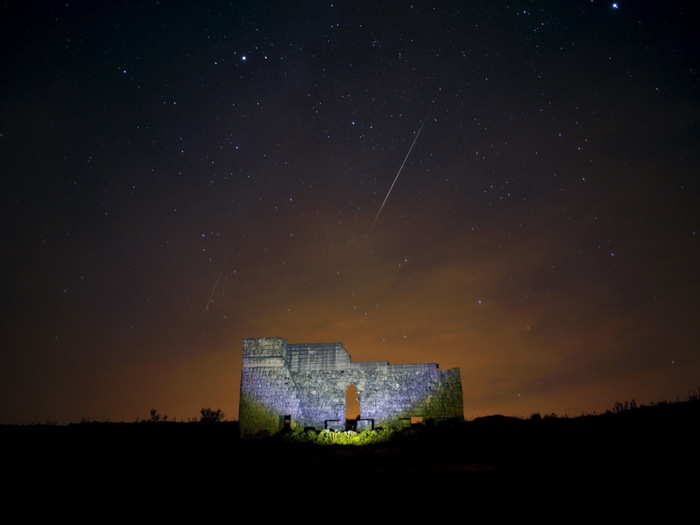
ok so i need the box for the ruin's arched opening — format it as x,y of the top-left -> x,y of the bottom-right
345,384 -> 360,430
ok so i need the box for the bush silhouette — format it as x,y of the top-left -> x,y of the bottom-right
145,409 -> 167,423
199,408 -> 224,423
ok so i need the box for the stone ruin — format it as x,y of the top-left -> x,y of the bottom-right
239,337 -> 464,437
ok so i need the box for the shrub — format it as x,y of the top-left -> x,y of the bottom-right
200,408 -> 225,423
280,427 -> 394,446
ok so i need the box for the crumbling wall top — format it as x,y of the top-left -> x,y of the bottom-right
242,337 -> 288,368
287,342 -> 351,371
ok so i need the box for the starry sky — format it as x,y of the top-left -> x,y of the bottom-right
3,1 -> 700,424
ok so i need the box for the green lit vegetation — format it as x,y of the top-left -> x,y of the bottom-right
281,427 -> 394,446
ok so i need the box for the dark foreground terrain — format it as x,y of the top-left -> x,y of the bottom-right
4,399 -> 698,490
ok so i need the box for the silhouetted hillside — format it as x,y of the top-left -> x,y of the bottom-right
3,395 -> 698,483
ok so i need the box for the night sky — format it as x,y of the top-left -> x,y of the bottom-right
3,1 -> 699,424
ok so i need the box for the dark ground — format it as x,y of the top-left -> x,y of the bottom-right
4,398 -> 698,490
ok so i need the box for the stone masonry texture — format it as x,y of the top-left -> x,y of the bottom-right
239,337 -> 464,437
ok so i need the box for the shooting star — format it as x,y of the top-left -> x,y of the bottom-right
204,272 -> 223,312
371,119 -> 426,231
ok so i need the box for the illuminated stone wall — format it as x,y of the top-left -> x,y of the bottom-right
239,337 -> 464,437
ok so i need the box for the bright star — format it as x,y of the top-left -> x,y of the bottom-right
241,55 -> 247,61
612,3 -> 619,9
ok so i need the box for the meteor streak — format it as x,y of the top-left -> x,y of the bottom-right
371,119 -> 426,230
204,272 -> 223,312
